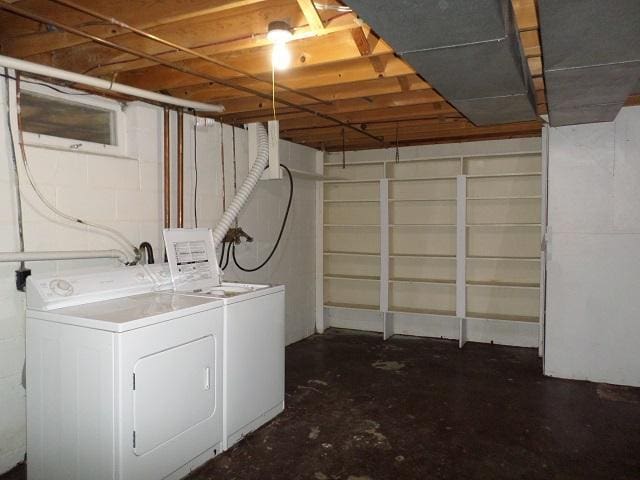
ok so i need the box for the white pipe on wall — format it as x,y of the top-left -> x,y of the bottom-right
0,54 -> 224,113
0,250 -> 129,263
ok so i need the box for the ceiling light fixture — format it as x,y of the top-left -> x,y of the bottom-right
267,20 -> 293,71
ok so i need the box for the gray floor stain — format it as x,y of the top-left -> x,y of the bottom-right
372,360 -> 405,371
597,383 -> 640,403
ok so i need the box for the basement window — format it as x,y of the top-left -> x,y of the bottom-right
19,84 -> 125,154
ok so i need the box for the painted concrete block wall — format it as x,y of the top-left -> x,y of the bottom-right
186,121 -> 319,346
545,106 -> 640,387
0,78 -> 318,473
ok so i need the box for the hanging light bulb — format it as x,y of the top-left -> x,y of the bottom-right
271,42 -> 291,71
267,21 -> 293,71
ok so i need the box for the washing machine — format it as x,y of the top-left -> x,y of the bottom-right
25,265 -> 224,480
163,228 -> 285,450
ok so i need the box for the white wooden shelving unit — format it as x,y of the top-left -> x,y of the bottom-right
322,150 -> 544,348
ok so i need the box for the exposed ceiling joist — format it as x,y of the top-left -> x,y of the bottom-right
296,0 -> 324,32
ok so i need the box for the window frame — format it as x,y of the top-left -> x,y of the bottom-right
20,81 -> 127,156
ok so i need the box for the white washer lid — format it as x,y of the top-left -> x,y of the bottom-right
29,292 -> 223,332
163,228 -> 221,292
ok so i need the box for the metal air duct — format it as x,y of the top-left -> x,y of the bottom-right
343,0 -> 537,125
538,0 -> 640,126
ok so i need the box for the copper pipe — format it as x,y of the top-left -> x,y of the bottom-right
47,0 -> 331,106
0,2 -> 383,145
177,111 -> 184,228
163,108 -> 171,229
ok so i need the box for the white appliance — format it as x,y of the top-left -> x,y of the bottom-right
163,229 -> 285,449
25,265 -> 225,480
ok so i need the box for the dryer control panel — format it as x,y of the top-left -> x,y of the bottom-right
26,265 -> 171,311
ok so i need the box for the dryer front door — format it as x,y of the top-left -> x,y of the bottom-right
133,335 -> 214,455
119,307 -> 223,480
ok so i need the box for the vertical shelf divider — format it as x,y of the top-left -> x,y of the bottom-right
380,178 -> 392,339
316,150 -> 325,333
456,174 -> 467,348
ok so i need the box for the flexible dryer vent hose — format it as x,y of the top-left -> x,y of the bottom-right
211,123 -> 269,247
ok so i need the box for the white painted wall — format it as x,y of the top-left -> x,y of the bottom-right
545,106 -> 640,387
0,77 -> 318,474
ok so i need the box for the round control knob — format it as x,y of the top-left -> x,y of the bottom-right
49,279 -> 74,297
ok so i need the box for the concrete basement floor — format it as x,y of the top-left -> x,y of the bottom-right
3,328 -> 640,480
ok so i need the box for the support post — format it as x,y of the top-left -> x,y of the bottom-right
456,175 -> 467,348
539,125 -> 549,358
315,150 -> 325,333
380,179 -> 392,340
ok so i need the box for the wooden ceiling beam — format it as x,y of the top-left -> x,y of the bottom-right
221,89 -> 445,124
315,130 -> 542,151
232,101 -> 460,128
303,122 -> 542,150
208,74 -> 429,114
22,4 -> 363,76
0,0 -> 272,58
296,0 -> 324,33
128,54 -> 413,98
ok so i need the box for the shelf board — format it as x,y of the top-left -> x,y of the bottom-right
467,255 -> 540,261
324,251 -> 380,257
391,253 -> 456,259
467,195 -> 541,200
324,160 -> 385,167
324,302 -> 379,311
390,198 -> 456,202
466,281 -> 540,289
466,172 -> 541,179
324,274 -> 380,282
466,223 -> 541,227
390,277 -> 455,285
389,306 -> 456,317
323,179 -> 381,184
389,175 -> 457,182
324,224 -> 380,227
323,199 -> 379,203
390,223 -> 456,227
466,312 -> 539,323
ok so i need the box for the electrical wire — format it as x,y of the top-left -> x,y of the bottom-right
220,122 -> 226,210
193,116 -> 198,227
232,164 -> 293,272
11,72 -> 139,264
218,240 -> 226,266
231,125 -> 238,228
272,65 -> 277,120
4,69 -> 25,270
221,241 -> 232,270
